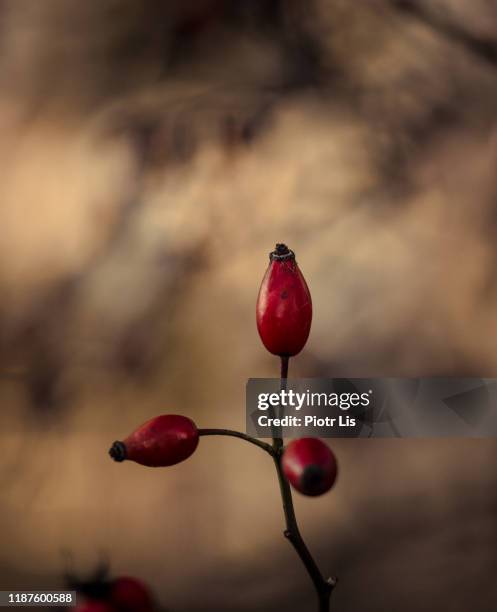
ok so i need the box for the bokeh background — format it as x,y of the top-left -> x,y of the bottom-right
1,1 -> 497,610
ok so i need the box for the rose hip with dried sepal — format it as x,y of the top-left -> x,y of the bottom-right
282,438 -> 337,496
256,244 -> 312,357
103,243 -> 339,610
109,414 -> 199,468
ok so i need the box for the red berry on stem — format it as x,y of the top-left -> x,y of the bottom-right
110,576 -> 153,611
282,438 -> 337,496
256,244 -> 312,357
109,414 -> 199,467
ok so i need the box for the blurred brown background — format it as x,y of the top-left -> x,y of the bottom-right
1,1 -> 497,610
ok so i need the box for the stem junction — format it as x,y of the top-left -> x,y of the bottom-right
198,354 -> 336,611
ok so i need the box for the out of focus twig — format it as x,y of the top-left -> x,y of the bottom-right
391,0 -> 497,67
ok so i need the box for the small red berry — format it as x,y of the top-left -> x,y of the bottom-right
281,438 -> 337,496
74,601 -> 115,612
256,244 -> 312,357
109,414 -> 199,467
110,576 -> 153,611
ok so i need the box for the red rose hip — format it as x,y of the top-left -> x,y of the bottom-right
256,244 -> 312,357
109,414 -> 199,467
74,602 -> 115,612
281,438 -> 337,496
110,576 -> 153,611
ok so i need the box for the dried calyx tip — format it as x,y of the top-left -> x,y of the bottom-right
270,243 -> 295,261
109,441 -> 127,462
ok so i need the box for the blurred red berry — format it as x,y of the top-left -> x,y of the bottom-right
109,414 -> 199,467
74,601 -> 115,612
256,244 -> 312,357
282,438 -> 337,496
110,576 -> 153,612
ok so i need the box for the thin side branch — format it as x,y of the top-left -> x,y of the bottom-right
198,428 -> 275,456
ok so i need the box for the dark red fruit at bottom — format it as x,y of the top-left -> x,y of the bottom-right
281,438 -> 337,496
110,576 -> 153,611
109,414 -> 199,468
74,601 -> 115,612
